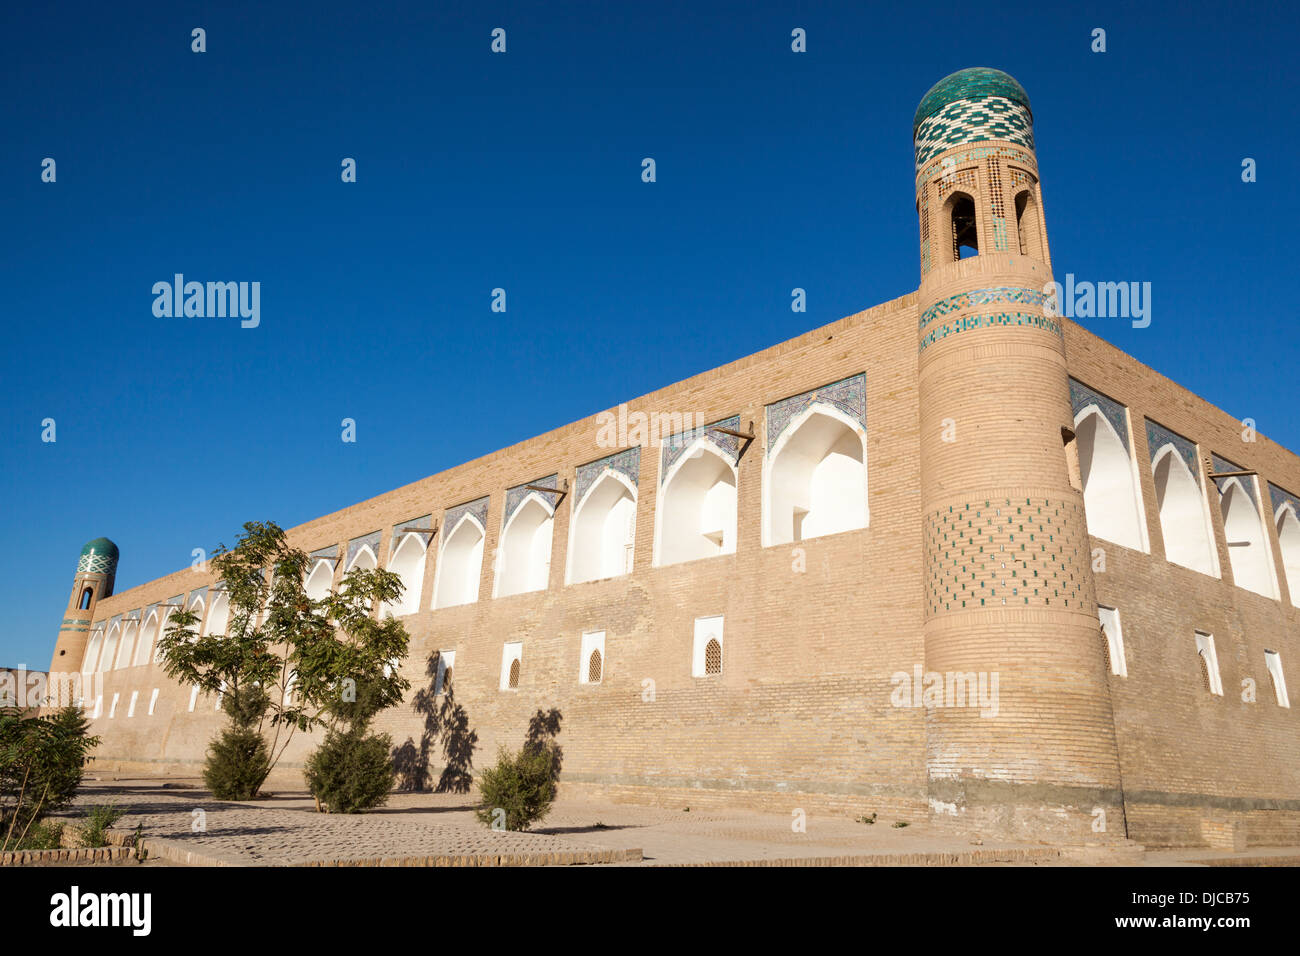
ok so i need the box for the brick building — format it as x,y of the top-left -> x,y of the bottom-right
45,69 -> 1300,846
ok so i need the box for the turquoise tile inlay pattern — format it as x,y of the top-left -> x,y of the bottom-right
391,514 -> 434,553
914,68 -> 1032,136
347,530 -> 383,567
914,96 -> 1034,170
443,497 -> 490,537
1145,420 -> 1199,485
576,448 -> 641,503
1069,379 -> 1130,453
309,544 -> 339,562
992,216 -> 1007,251
661,416 -> 742,482
919,312 -> 1061,353
187,586 -> 208,608
919,287 -> 1049,335
1270,482 -> 1300,520
505,478 -> 561,526
1211,454 -> 1256,505
766,374 -> 866,453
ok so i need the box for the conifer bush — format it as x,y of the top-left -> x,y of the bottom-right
202,687 -> 272,800
303,723 -> 395,813
474,745 -> 558,832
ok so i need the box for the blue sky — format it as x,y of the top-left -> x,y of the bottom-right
2,0 -> 1296,667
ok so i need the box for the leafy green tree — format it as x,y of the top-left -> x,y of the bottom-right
158,520 -> 411,800
0,705 -> 100,850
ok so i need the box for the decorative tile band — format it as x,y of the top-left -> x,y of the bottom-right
187,586 -> 208,608
918,312 -> 1062,353
309,545 -> 339,564
925,496 -> 1088,616
1145,420 -> 1199,485
1270,482 -> 1300,519
76,549 -> 118,576
914,96 -> 1034,170
1069,379 -> 1130,453
661,417 -> 742,481
505,479 -> 561,527
766,374 -> 866,453
916,146 -> 1037,191
919,287 -> 1049,335
1211,454 -> 1256,505
391,515 -> 434,554
576,448 -> 642,503
443,497 -> 490,539
346,531 -> 383,568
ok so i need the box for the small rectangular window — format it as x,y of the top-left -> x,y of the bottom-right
1098,606 -> 1126,677
127,690 -> 138,718
148,688 -> 159,715
692,616 -> 724,677
1195,631 -> 1223,696
92,694 -> 103,719
1265,650 -> 1290,708
580,631 -> 605,684
108,693 -> 119,719
188,685 -> 199,712
435,650 -> 456,696
500,642 -> 523,691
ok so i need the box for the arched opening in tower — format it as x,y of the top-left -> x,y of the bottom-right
433,515 -> 485,609
79,587 -> 93,610
1219,479 -> 1276,598
568,473 -> 637,584
1075,409 -> 1145,551
1152,447 -> 1216,576
947,192 -> 978,260
1015,189 -> 1043,260
1276,503 -> 1300,605
656,441 -> 737,567
766,406 -> 867,546
383,533 -> 428,617
495,495 -> 554,598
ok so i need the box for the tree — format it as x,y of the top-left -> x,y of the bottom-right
157,520 -> 412,799
0,705 -> 100,850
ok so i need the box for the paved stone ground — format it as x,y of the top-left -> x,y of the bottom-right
54,777 -> 1300,867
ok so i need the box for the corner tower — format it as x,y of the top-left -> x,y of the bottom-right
913,70 -> 1124,837
48,538 -> 118,692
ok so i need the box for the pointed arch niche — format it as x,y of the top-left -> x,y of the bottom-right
495,481 -> 558,598
134,608 -> 159,666
304,550 -> 337,602
1147,421 -> 1219,577
204,587 -> 230,637
1212,459 -> 1276,599
82,625 -> 105,674
384,519 -> 432,616
655,423 -> 740,567
763,375 -> 868,547
433,498 -> 488,609
1271,485 -> 1300,605
567,449 -> 641,585
1069,382 -> 1147,552
97,618 -> 121,674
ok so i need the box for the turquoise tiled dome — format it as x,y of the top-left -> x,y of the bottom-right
914,68 -> 1032,136
77,537 -> 119,575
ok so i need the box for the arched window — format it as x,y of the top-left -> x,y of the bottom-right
383,534 -> 428,617
135,613 -> 159,666
304,559 -> 334,602
1014,189 -> 1043,260
114,622 -> 137,669
508,658 -> 520,689
765,405 -> 867,546
495,495 -> 554,598
655,441 -> 738,567
587,649 -> 602,684
1274,503 -> 1300,605
204,590 -> 230,637
567,473 -> 637,585
705,639 -> 722,675
1075,409 -> 1145,551
347,546 -> 378,574
946,192 -> 978,260
79,587 -> 93,610
1152,447 -> 1217,576
433,515 -> 485,609
1219,479 -> 1276,598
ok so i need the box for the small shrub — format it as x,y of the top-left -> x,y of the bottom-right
475,746 -> 557,832
16,820 -> 63,850
304,725 -> 395,814
82,802 -> 125,847
892,820 -> 910,829
856,813 -> 877,825
203,725 -> 271,800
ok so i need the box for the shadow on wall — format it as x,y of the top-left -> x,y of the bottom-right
525,706 -> 564,784
392,651 -> 479,794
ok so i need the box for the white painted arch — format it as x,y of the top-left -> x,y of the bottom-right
433,514 -> 486,609
82,629 -> 104,674
384,533 -> 428,617
97,622 -> 120,674
1276,501 -> 1300,606
567,470 -> 637,585
654,439 -> 738,567
1152,445 -> 1218,577
304,559 -> 335,602
763,402 -> 868,547
204,589 -> 230,637
494,493 -> 554,598
134,611 -> 159,666
1219,477 -> 1277,599
1074,406 -> 1147,552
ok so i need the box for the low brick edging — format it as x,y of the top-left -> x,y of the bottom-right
661,848 -> 1064,867
0,846 -> 133,865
